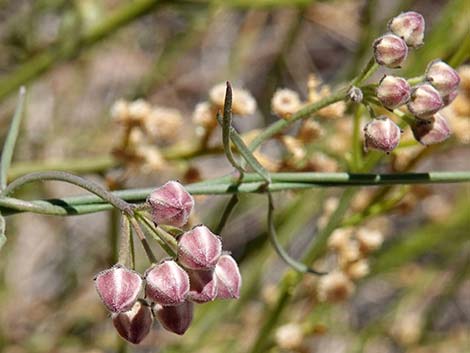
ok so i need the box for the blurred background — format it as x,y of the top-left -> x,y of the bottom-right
0,0 -> 469,352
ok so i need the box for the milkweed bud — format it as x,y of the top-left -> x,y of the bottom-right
94,265 -> 143,313
155,301 -> 194,335
407,84 -> 444,119
373,34 -> 408,68
348,86 -> 363,103
425,60 -> 460,96
215,254 -> 242,299
363,116 -> 401,153
112,299 -> 153,344
145,260 -> 190,306
388,11 -> 425,48
186,269 -> 218,303
147,181 -> 194,227
442,90 -> 458,106
177,225 -> 222,270
376,75 -> 411,109
411,113 -> 451,145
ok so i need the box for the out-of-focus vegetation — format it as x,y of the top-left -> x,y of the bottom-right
0,0 -> 469,352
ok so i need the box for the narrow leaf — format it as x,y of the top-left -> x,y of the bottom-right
0,213 -> 6,251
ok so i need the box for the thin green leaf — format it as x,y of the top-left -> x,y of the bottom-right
1,87 -> 26,190
0,213 -> 6,251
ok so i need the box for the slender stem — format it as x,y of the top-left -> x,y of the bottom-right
136,212 -> 177,257
128,216 -> 157,264
351,105 -> 364,171
350,57 -> 379,87
214,194 -> 239,234
407,75 -> 425,86
118,215 -> 132,266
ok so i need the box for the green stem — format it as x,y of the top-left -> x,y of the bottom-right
350,57 -> 379,87
407,75 -> 425,86
351,105 -> 364,171
128,216 -> 158,264
136,212 -> 177,257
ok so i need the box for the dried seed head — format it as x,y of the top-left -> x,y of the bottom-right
145,260 -> 190,306
425,60 -> 460,96
275,323 -> 304,350
355,227 -> 384,254
155,301 -> 193,335
209,83 -> 257,116
186,269 -> 218,303
112,299 -> 153,344
143,107 -> 183,143
192,101 -> 216,128
363,116 -> 401,153
147,181 -> 194,227
128,99 -> 152,123
297,119 -> 324,143
177,225 -> 222,270
111,99 -> 130,123
317,271 -> 355,302
135,145 -> 167,173
407,84 -> 444,119
376,75 -> 411,109
94,265 -> 143,313
271,88 -> 302,119
327,228 -> 354,252
214,254 -> 242,299
388,11 -> 425,48
344,259 -> 370,280
411,113 -> 451,145
373,34 -> 408,68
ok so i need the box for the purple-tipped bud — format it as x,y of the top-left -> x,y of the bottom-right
215,254 -> 242,299
388,11 -> 425,48
145,260 -> 190,306
407,84 -> 444,119
155,301 -> 194,335
186,269 -> 218,303
112,299 -> 153,344
363,116 -> 401,153
94,265 -> 143,313
425,60 -> 460,96
147,180 -> 194,227
376,75 -> 411,109
442,90 -> 458,106
373,34 -> 408,68
177,225 -> 222,270
411,113 -> 451,145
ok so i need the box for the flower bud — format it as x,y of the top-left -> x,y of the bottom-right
145,260 -> 190,306
376,75 -> 411,109
388,11 -> 425,48
407,84 -> 444,119
214,254 -> 242,299
177,225 -> 222,270
155,301 -> 194,335
186,269 -> 218,303
112,299 -> 153,344
442,90 -> 458,106
363,116 -> 401,153
147,180 -> 194,227
411,113 -> 451,145
94,265 -> 143,313
425,60 -> 460,96
373,34 -> 408,68
348,86 -> 363,103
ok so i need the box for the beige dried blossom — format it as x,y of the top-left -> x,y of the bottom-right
135,145 -> 166,173
110,99 -> 129,123
307,73 -> 322,101
209,83 -> 257,116
281,136 -> 306,163
192,101 -> 217,128
307,152 -> 339,172
128,99 -> 152,123
307,74 -> 346,119
128,127 -> 146,148
355,227 -> 384,254
344,259 -> 370,280
317,271 -> 355,302
328,228 -> 354,252
337,239 -> 362,265
298,119 -> 325,143
275,323 -> 304,350
143,106 -> 183,143
271,88 -> 302,119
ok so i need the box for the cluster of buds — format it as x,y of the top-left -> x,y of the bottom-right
365,12 -> 459,152
94,181 -> 241,344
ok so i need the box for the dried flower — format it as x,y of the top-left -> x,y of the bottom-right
112,299 -> 153,344
297,119 -> 324,143
411,113 -> 451,145
192,101 -> 217,128
94,265 -> 143,313
344,259 -> 370,280
177,225 -> 222,270
209,83 -> 257,115
186,269 -> 218,303
355,227 -> 384,254
275,323 -> 304,350
407,84 -> 444,119
145,260 -> 190,306
214,254 -> 242,299
128,99 -> 152,123
425,60 -> 460,96
155,301 -> 194,335
271,88 -> 302,119
373,34 -> 408,68
388,11 -> 425,48
143,107 -> 183,143
363,116 -> 401,153
281,136 -> 306,163
328,228 -> 354,252
135,145 -> 167,173
111,99 -> 129,123
376,75 -> 411,109
317,271 -> 355,302
147,181 -> 194,228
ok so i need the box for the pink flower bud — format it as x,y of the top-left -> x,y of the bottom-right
145,260 -> 190,306
407,84 -> 444,119
376,75 -> 411,109
177,225 -> 222,270
411,113 -> 451,145
186,269 -> 218,303
215,254 -> 242,299
94,265 -> 143,313
442,90 -> 458,106
373,34 -> 408,68
112,299 -> 153,344
388,11 -> 425,48
425,60 -> 460,96
363,116 -> 401,153
147,180 -> 194,227
155,301 -> 194,335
